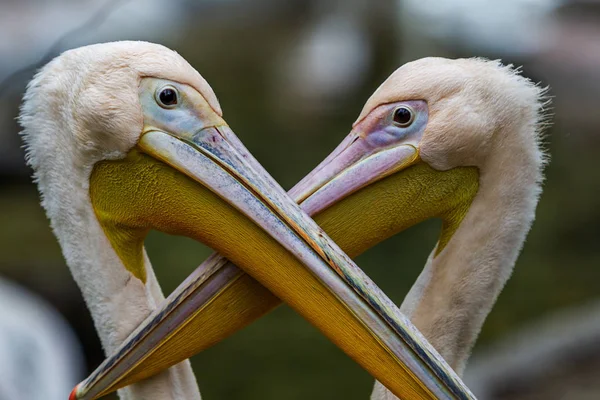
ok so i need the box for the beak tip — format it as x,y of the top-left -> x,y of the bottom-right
69,384 -> 80,400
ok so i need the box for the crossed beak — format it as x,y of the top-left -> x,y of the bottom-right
72,90 -> 474,400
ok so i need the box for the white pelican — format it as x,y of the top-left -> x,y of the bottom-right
20,42 -> 468,400
77,57 -> 548,399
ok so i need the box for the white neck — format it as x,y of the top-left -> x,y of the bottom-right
27,123 -> 201,400
371,121 -> 545,399
63,197 -> 200,400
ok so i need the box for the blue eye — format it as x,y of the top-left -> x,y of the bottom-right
392,106 -> 414,127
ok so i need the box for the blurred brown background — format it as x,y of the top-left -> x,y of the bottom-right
0,0 -> 599,399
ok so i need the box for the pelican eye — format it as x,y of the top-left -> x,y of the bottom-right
156,86 -> 179,108
392,106 -> 414,127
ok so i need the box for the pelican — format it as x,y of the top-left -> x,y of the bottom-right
20,42 -> 468,400
76,57 -> 548,399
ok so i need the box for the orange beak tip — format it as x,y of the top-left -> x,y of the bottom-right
69,385 -> 79,400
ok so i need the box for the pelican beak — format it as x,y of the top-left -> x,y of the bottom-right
289,103 -> 426,214
71,81 -> 473,399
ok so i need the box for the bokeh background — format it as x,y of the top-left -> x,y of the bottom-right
0,0 -> 599,399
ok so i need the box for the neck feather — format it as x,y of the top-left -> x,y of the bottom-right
24,128 -> 201,400
371,113 -> 545,400
403,121 -> 545,374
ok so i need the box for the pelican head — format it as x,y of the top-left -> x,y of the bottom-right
22,43 -> 478,400
294,57 -> 547,218
21,41 -> 229,283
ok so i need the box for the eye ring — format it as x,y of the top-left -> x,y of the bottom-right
392,106 -> 414,127
155,85 -> 179,108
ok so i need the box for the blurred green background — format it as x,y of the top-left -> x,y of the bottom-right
0,0 -> 599,399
